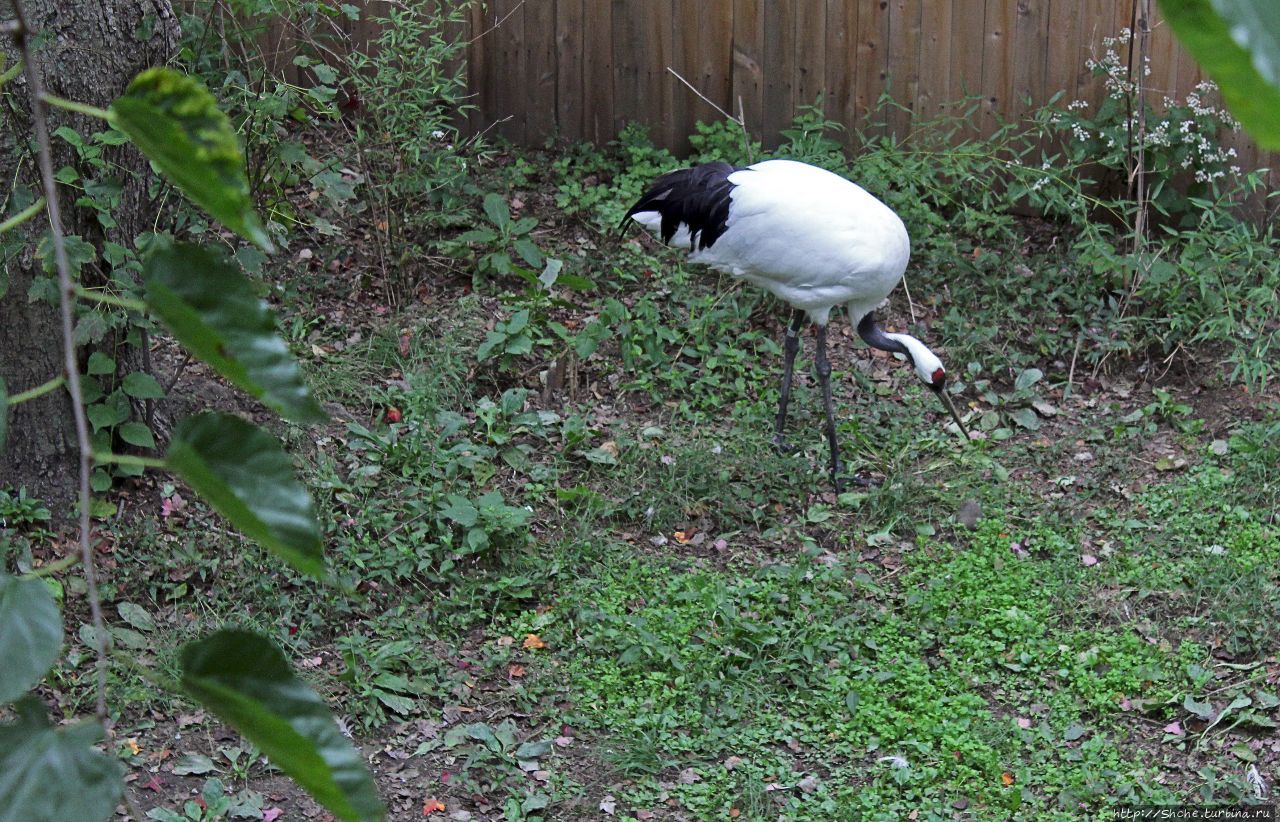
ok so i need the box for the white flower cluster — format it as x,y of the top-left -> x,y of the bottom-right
1064,37 -> 1243,187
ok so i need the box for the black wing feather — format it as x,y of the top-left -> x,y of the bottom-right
621,162 -> 743,250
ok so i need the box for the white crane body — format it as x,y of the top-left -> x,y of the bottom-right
624,158 -> 967,488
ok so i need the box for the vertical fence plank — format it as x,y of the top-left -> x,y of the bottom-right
732,0 -> 766,142
793,0 -> 827,119
613,0 -> 673,146
524,0 -> 558,143
1045,0 -> 1083,109
487,0 -> 527,142
555,0 -> 585,142
582,0 -> 615,143
855,0 -> 890,138
672,0 -> 734,154
949,0 -> 983,102
978,0 -> 1015,137
1011,0 -> 1049,123
887,0 -> 922,140
466,2 -> 490,136
1076,0 -> 1111,108
825,0 -> 859,140
916,0 -> 952,121
762,0 -> 796,148
1147,12 -> 1180,103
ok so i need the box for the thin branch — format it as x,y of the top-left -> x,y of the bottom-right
7,374 -> 64,405
0,194 -> 42,232
467,0 -> 525,46
24,553 -> 80,578
8,0 -> 111,725
667,66 -> 739,124
40,93 -> 109,120
93,452 -> 165,470
74,285 -> 146,312
667,67 -> 755,163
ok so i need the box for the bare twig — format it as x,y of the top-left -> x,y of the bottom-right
1128,0 -> 1152,262
667,66 -> 754,161
467,0 -> 525,45
1065,332 -> 1083,400
8,0 -> 111,724
900,274 -> 918,325
667,66 -> 737,124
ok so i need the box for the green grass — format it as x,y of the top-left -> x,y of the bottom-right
22,116 -> 1279,819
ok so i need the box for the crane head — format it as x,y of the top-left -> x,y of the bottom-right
861,321 -> 971,442
923,367 -> 971,441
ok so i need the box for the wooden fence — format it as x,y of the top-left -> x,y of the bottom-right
457,0 -> 1269,172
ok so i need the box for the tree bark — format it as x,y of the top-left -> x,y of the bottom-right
1,0 -> 178,509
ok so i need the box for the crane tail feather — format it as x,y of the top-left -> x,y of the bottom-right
622,162 -> 740,250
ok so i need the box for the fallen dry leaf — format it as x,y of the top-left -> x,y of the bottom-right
423,798 -> 446,815
522,633 -> 547,650
1001,771 -> 1014,786
599,795 -> 616,815
507,664 -> 526,678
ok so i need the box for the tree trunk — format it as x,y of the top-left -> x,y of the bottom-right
0,0 -> 179,510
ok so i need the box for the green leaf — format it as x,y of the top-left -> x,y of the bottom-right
512,237 -> 543,268
1009,407 -> 1041,430
1159,0 -> 1280,149
0,698 -> 122,821
1014,367 -> 1043,391
85,352 -> 116,375
116,601 -> 155,633
86,400 -> 128,432
144,244 -> 326,425
455,228 -> 498,244
0,573 -> 63,704
172,753 -> 218,775
166,412 -> 324,577
179,630 -> 384,822
108,68 -> 273,250
122,371 -> 165,400
514,739 -> 552,761
439,496 -> 479,527
118,421 -> 156,449
482,193 -> 511,230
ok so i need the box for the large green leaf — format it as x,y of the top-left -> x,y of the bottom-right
1159,0 -> 1280,148
166,413 -> 324,577
144,244 -> 326,425
108,68 -> 272,250
0,697 -> 122,822
180,631 -> 384,822
0,573 -> 62,705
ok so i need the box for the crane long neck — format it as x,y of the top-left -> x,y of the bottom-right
856,312 -> 912,361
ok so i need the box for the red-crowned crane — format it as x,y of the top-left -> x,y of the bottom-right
623,158 -> 969,490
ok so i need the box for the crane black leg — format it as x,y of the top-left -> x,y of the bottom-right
814,324 -> 842,492
772,308 -> 807,453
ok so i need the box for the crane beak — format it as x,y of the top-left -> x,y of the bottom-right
932,386 -> 970,441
